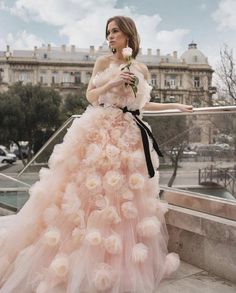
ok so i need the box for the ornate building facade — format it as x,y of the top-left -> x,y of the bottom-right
0,42 -> 216,106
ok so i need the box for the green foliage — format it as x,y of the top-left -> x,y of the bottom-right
62,91 -> 89,118
0,82 -> 62,156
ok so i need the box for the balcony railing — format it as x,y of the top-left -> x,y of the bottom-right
0,106 -> 236,220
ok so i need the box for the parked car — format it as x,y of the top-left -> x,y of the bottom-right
0,146 -> 17,164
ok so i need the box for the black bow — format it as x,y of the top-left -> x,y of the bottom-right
122,106 -> 163,178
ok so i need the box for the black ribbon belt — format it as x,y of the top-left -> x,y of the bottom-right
122,106 -> 163,178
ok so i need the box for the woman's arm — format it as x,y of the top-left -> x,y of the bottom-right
139,63 -> 193,112
143,102 -> 193,112
86,56 -> 136,104
86,56 -> 112,104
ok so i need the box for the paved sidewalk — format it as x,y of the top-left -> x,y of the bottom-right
158,261 -> 236,293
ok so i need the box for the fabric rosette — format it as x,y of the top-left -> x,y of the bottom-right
44,227 -> 61,247
86,229 -> 102,246
93,263 -> 115,291
137,217 -> 161,238
50,254 -> 69,278
104,234 -> 122,254
132,243 -> 149,263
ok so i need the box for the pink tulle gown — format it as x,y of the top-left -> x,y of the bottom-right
0,63 -> 179,293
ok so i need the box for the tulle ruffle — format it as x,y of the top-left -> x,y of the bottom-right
0,104 -> 179,292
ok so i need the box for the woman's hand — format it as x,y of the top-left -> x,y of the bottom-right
108,71 -> 136,88
176,103 -> 193,112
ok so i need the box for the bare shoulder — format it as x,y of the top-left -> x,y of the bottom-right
134,61 -> 149,80
93,55 -> 111,73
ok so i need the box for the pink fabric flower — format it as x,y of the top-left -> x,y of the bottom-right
44,227 -> 61,246
128,173 -> 145,189
93,194 -> 109,210
85,143 -> 104,165
104,170 -> 123,190
50,254 -> 69,277
121,202 -> 138,219
105,144 -> 120,160
132,243 -> 148,263
86,229 -> 102,246
43,204 -> 60,225
72,228 -> 86,243
121,188 -> 134,200
73,209 -> 85,227
85,173 -> 102,192
62,183 -> 81,215
137,217 -> 161,238
102,206 -> 121,224
104,234 -> 122,254
93,263 -> 115,291
128,150 -> 144,169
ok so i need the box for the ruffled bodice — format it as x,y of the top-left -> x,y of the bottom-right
92,63 -> 152,110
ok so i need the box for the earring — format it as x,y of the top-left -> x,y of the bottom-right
126,39 -> 129,47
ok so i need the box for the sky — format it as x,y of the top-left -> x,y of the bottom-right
0,0 -> 236,69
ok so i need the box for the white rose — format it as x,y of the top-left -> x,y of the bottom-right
137,217 -> 161,238
86,230 -> 102,246
44,228 -> 61,246
121,202 -> 138,219
50,255 -> 69,277
129,173 -> 145,190
132,243 -> 148,263
104,234 -> 122,254
122,47 -> 133,58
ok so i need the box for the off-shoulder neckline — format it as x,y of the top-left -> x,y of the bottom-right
93,61 -> 146,80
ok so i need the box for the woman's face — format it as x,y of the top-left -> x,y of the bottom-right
107,20 -> 127,52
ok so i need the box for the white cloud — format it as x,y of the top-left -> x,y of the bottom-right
2,0 -> 190,56
10,0 -> 117,25
154,29 -> 190,53
212,0 -> 236,30
1,30 -> 45,50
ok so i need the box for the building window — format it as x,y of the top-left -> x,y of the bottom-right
86,72 -> 92,83
193,76 -> 200,88
18,71 -> 29,83
151,74 -> 157,86
74,72 -> 81,84
165,75 -> 176,88
63,72 -> 70,83
52,71 -> 59,84
40,71 -> 47,84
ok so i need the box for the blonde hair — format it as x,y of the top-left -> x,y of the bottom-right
106,16 -> 140,59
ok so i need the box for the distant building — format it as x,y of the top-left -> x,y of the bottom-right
0,42 -> 216,105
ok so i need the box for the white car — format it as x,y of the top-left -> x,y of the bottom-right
0,146 -> 17,164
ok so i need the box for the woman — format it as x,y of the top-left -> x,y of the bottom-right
0,16 -> 192,293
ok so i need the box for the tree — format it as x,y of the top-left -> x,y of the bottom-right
0,82 -> 62,164
215,44 -> 236,104
145,115 -> 189,187
61,85 -> 89,118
